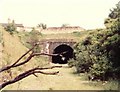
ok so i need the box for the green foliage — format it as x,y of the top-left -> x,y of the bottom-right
37,23 -> 47,29
27,28 -> 42,52
61,24 -> 70,27
5,20 -> 16,35
72,31 -> 81,36
29,28 -> 40,44
72,41 -> 93,73
68,59 -> 76,68
69,1 -> 120,81
71,28 -> 119,80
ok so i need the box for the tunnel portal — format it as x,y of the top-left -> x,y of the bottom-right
52,44 -> 74,64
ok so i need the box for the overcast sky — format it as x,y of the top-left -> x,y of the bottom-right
0,0 -> 119,29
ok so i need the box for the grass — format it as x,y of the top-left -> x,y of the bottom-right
2,27 -> 119,90
17,30 -> 90,43
69,67 -> 119,90
2,66 -> 101,90
4,65 -> 119,90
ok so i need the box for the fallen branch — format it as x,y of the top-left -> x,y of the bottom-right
12,44 -> 37,66
0,53 -> 34,73
0,43 -> 65,89
0,45 -> 66,73
0,66 -> 61,89
0,44 -> 36,73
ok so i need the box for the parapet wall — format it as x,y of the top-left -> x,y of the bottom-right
40,26 -> 85,34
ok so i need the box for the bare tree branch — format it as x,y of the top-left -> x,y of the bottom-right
0,43 -> 65,90
0,44 -> 36,73
0,53 -> 33,73
0,66 -> 61,89
0,50 -> 66,73
11,44 -> 36,66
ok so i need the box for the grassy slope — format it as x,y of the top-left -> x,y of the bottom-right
2,27 -> 28,64
1,26 -> 48,84
1,26 -> 30,82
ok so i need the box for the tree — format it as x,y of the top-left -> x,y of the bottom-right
109,1 -> 120,19
29,28 -> 40,44
103,1 -> 120,78
5,20 -> 16,35
104,1 -> 120,31
37,23 -> 47,29
68,1 -> 120,81
27,27 -> 42,52
61,24 -> 70,27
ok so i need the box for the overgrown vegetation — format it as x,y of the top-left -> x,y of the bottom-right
26,28 -> 42,51
18,28 -> 44,65
5,20 -> 16,35
1,1 -> 120,90
68,1 -> 120,81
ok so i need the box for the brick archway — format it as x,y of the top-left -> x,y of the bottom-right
40,39 -> 76,63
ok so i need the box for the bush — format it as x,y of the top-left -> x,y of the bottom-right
68,59 -> 76,68
5,20 -> 16,35
70,1 -> 120,81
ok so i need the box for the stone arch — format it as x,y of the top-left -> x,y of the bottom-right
52,44 -> 74,64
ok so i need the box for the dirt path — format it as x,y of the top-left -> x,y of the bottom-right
4,64 -> 103,90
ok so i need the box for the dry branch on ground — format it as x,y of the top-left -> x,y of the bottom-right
0,43 -> 64,89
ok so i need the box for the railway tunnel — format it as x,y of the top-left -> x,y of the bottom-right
52,44 -> 74,64
40,39 -> 76,64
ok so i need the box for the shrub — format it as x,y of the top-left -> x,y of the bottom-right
68,59 -> 76,67
5,20 -> 16,35
70,1 -> 120,81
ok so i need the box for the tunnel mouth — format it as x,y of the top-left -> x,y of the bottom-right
52,44 -> 74,64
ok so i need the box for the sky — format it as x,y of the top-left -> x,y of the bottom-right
0,0 -> 119,29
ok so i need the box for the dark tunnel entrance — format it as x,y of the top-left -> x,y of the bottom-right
52,44 -> 74,64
